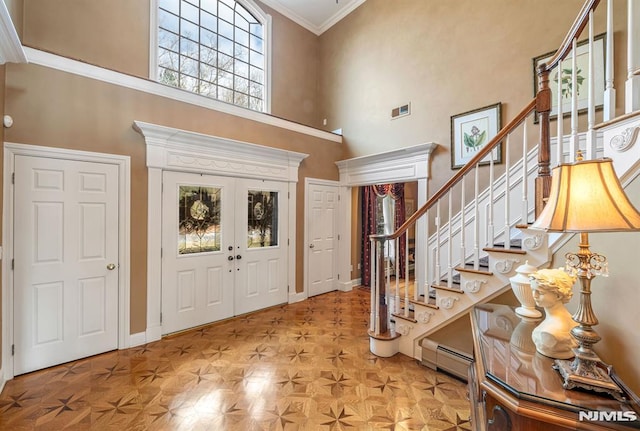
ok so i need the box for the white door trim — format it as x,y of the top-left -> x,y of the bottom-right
133,120 -> 308,343
334,142 -> 438,293
303,178 -> 340,300
2,142 -> 131,380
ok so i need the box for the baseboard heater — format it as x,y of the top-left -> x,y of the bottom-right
421,339 -> 473,381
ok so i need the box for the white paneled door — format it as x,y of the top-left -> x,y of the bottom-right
162,172 -> 288,334
307,182 -> 338,297
13,156 -> 119,375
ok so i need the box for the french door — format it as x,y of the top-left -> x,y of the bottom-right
161,171 -> 288,334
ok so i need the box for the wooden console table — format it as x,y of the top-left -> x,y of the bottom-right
469,303 -> 640,430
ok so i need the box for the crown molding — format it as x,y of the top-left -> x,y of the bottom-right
0,0 -> 27,64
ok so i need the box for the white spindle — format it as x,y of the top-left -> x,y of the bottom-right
626,0 -> 640,113
435,200 -> 441,284
487,157 -> 495,248
370,238 -> 376,332
556,50 -> 564,165
603,0 -> 615,121
504,134 -> 511,250
393,238 -> 399,314
570,38 -> 579,161
404,233 -> 409,318
422,208 -> 429,303
586,11 -> 597,159
447,191 -> 453,288
473,167 -> 480,270
521,120 -> 529,224
460,175 -> 466,271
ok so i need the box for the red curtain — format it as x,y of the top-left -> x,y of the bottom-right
361,183 -> 406,287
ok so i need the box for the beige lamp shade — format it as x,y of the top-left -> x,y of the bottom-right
531,158 -> 640,232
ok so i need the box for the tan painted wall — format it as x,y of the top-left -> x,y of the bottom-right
4,61 -> 340,334
21,0 -> 322,128
553,174 -> 640,393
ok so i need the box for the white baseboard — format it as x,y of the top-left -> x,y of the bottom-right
0,369 -> 6,393
128,332 -> 147,348
145,325 -> 162,344
339,279 -> 358,291
288,291 -> 307,304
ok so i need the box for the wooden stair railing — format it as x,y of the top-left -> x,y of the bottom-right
368,0 -> 609,345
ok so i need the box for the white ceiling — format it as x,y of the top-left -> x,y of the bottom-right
258,0 -> 367,35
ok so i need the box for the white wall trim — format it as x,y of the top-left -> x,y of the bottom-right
0,0 -> 27,64
134,120 -> 308,341
128,332 -> 147,348
335,142 -> 438,294
23,47 -> 341,144
2,142 -> 131,380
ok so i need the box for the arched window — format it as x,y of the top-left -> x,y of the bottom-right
153,0 -> 269,112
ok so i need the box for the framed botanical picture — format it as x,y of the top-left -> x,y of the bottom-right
450,103 -> 502,169
532,33 -> 605,119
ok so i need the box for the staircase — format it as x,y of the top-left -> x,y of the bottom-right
367,0 -> 640,364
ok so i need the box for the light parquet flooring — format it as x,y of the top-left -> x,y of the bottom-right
0,288 -> 471,430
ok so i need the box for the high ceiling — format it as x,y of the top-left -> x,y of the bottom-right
258,0 -> 367,35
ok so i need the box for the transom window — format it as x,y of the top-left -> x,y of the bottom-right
156,0 -> 267,111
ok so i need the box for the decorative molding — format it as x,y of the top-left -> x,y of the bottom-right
0,1 -> 27,64
136,121 -> 307,340
395,323 -> 412,336
609,127 -> 639,152
494,258 -> 520,274
522,234 -> 544,251
24,47 -> 341,143
464,279 -> 487,294
258,0 -> 367,36
416,310 -> 434,323
336,142 -> 438,186
438,296 -> 459,310
134,120 -> 308,182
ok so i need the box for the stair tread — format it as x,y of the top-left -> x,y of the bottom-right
455,266 -> 493,276
409,298 -> 439,309
431,283 -> 465,294
392,312 -> 417,323
483,246 -> 527,255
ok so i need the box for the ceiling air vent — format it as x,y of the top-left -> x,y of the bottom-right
391,103 -> 411,119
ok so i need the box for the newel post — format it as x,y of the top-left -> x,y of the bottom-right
535,65 -> 552,217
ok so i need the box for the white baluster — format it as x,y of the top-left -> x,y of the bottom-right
504,134 -> 511,250
370,238 -> 376,333
570,38 -> 579,161
487,156 -> 495,248
626,0 -> 640,113
422,208 -> 429,303
521,121 -> 529,224
435,199 -> 441,284
447,191 -> 453,288
460,175 -> 466,271
586,11 -> 597,159
603,0 -> 616,121
404,232 -> 409,318
474,167 -> 480,270
557,47 -> 564,165
393,238 -> 399,314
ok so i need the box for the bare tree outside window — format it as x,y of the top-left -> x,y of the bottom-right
157,0 -> 264,111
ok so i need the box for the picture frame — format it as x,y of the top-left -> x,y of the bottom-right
532,33 -> 605,120
450,103 -> 502,169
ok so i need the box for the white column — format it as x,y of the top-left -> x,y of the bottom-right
146,166 -> 163,343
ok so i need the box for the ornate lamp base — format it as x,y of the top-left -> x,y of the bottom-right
553,358 -> 625,402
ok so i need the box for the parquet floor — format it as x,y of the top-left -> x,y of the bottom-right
0,288 -> 472,430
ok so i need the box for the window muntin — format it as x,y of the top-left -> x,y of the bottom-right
157,0 -> 265,111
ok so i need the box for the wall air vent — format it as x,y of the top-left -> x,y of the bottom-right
391,103 -> 411,119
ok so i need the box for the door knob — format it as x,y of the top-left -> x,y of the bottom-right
309,243 -> 315,249
236,255 -> 242,260
228,255 -> 234,261
107,263 -> 116,270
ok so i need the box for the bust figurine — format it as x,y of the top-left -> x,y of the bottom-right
529,268 -> 578,359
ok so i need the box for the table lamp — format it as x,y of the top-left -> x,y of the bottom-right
531,157 -> 640,400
